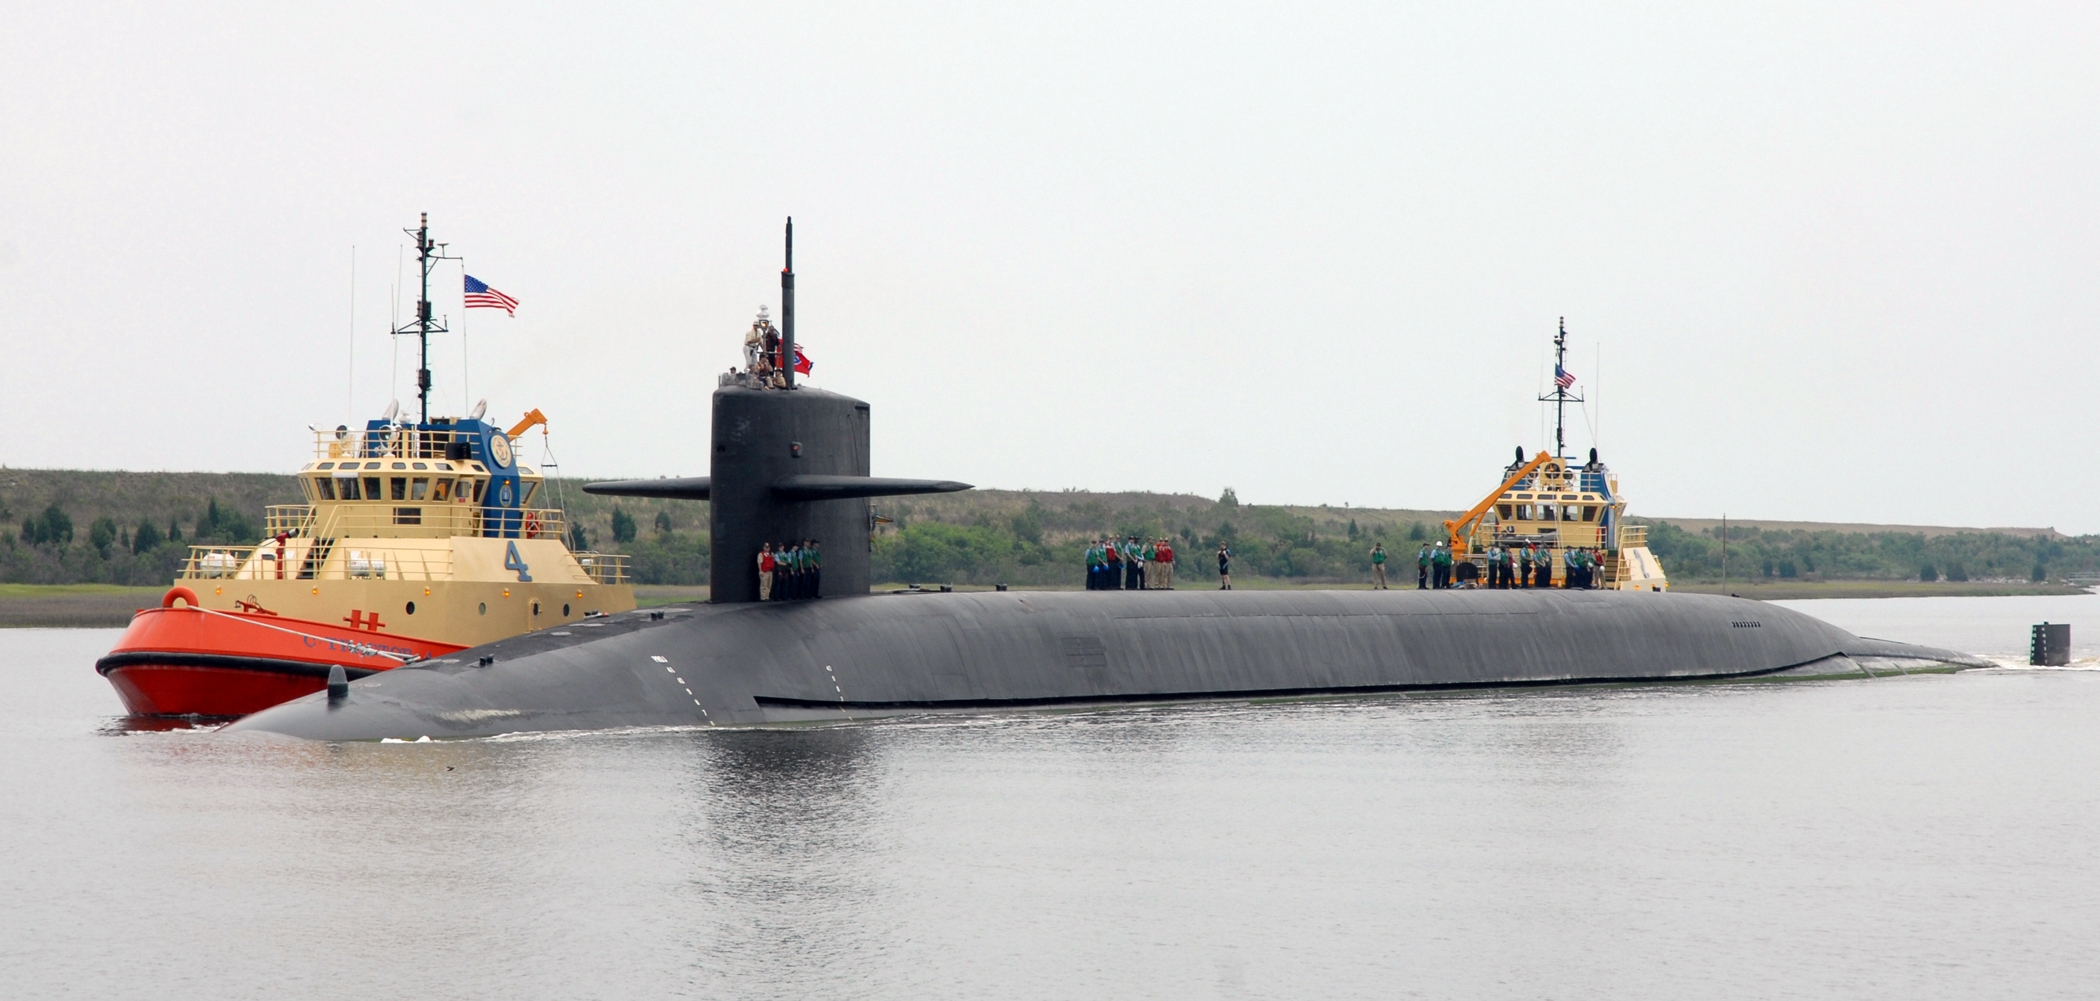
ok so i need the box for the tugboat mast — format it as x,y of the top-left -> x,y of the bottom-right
1537,317 -> 1585,459
393,213 -> 460,424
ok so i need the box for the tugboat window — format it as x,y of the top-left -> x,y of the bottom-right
363,476 -> 382,499
563,603 -> 570,616
478,602 -> 487,615
390,477 -> 408,500
337,477 -> 361,500
315,478 -> 335,500
1540,505 -> 1557,522
431,479 -> 451,502
406,601 -> 416,614
410,478 -> 429,501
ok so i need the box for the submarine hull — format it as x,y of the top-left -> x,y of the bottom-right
225,589 -> 1987,740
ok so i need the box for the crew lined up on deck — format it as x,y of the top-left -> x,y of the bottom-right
1415,540 -> 1604,589
1084,536 -> 1179,590
756,540 -> 823,601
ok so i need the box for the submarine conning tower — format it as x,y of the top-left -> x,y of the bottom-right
584,218 -> 970,601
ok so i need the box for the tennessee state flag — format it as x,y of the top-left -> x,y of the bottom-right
793,345 -> 813,375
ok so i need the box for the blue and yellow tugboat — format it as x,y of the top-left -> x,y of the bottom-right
98,216 -> 635,717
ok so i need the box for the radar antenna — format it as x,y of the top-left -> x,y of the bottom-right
1537,317 -> 1585,459
392,213 -> 460,424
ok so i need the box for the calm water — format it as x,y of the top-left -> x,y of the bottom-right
5,596 -> 2099,999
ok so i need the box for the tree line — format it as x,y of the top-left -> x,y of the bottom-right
6,471 -> 2093,589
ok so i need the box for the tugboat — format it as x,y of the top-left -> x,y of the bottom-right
98,215 -> 635,717
1441,320 -> 1668,591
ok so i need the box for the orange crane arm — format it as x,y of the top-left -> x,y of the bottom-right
1443,451 -> 1552,555
507,408 -> 549,438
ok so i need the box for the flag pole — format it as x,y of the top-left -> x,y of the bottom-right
460,260 -> 469,414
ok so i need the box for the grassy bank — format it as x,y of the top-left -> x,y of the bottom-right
634,585 -> 709,607
0,584 -> 165,628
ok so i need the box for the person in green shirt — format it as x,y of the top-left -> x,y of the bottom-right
1432,541 -> 1453,588
1417,544 -> 1431,589
807,540 -> 822,598
1370,544 -> 1388,589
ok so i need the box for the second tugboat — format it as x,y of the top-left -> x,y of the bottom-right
1439,320 -> 1668,591
98,215 -> 636,717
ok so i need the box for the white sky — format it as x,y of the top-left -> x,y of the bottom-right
3,2 -> 2096,531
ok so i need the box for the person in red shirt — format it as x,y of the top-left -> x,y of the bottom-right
757,543 -> 776,601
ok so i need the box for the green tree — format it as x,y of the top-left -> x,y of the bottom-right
2032,562 -> 2048,583
1011,502 -> 1044,545
133,520 -> 163,553
611,506 -> 637,544
1919,563 -> 1938,582
568,522 -> 590,551
168,519 -> 182,544
89,517 -> 118,555
1219,487 -> 1239,510
653,510 -> 673,535
37,505 -> 72,546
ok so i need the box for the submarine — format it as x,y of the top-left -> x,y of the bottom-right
228,223 -> 1988,741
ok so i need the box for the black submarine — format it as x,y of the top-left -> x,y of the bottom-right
229,223 -> 1987,741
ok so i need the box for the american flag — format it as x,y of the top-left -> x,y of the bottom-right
464,275 -> 519,316
1554,364 -> 1576,389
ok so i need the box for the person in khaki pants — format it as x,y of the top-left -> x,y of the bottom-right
1370,544 -> 1388,589
757,542 -> 776,601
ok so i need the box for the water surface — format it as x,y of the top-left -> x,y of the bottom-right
3,596 -> 2096,999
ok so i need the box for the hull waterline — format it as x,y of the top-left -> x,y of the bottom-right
101,603 -> 464,717
225,589 -> 1990,740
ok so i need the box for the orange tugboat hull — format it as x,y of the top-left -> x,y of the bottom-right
98,590 -> 466,717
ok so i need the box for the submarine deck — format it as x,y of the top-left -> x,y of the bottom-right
227,589 -> 1989,740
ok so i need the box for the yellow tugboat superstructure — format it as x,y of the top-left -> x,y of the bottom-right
180,414 -> 635,643
1440,319 -> 1668,591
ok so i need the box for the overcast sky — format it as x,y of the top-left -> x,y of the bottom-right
3,2 -> 2095,531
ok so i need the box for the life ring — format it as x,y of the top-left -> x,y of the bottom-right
163,586 -> 201,609
523,512 -> 542,539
